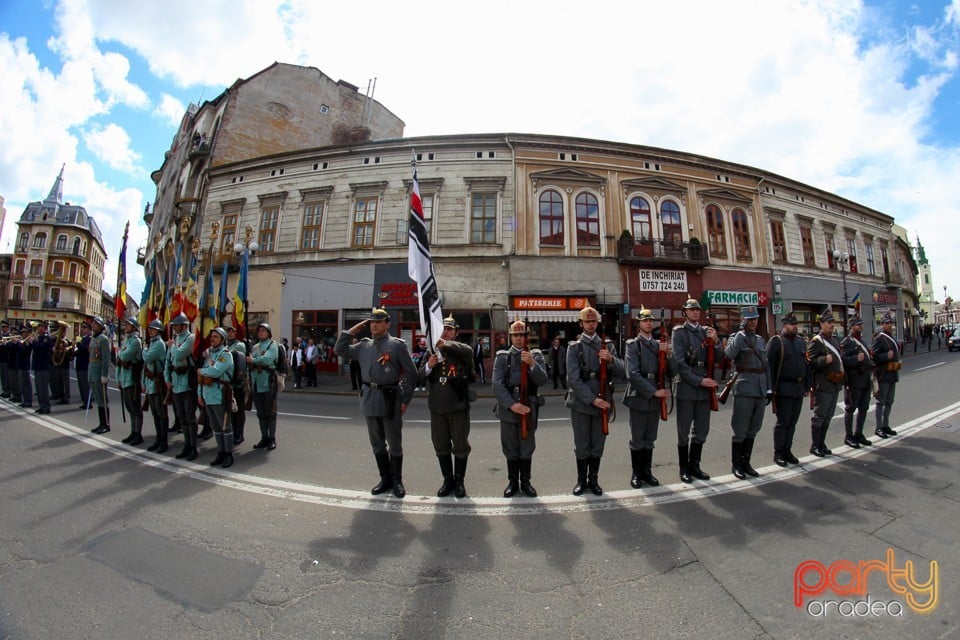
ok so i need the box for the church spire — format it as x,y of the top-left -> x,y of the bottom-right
916,235 -> 929,266
44,164 -> 65,205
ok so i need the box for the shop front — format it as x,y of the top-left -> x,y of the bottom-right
701,269 -> 773,338
508,295 -> 595,351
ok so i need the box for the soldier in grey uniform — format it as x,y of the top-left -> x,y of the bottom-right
872,311 -> 901,439
623,307 -> 674,488
806,308 -> 845,457
142,319 -> 169,453
88,316 -> 112,434
841,315 -> 874,449
671,298 -> 722,483
335,308 -> 417,498
565,306 -> 625,496
418,316 -> 474,498
165,313 -> 198,460
767,313 -> 810,466
247,323 -> 280,452
724,305 -> 771,479
117,317 -> 144,446
493,320 -> 548,498
226,327 -> 248,445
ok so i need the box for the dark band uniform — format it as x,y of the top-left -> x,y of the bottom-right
767,315 -> 810,464
806,310 -> 844,455
872,313 -> 901,437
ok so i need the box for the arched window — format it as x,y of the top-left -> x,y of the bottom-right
539,190 -> 564,245
661,200 -> 682,245
731,209 -> 751,260
33,233 -> 47,249
575,192 -> 600,247
56,234 -> 68,251
630,197 -> 651,241
706,205 -> 726,258
18,233 -> 29,250
72,237 -> 81,255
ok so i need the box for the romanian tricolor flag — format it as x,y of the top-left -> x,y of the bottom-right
138,256 -> 155,328
115,222 -> 129,321
232,246 -> 248,341
851,291 -> 861,315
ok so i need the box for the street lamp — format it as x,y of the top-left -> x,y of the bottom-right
233,225 -> 259,340
832,249 -> 849,324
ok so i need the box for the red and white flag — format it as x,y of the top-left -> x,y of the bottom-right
407,153 -> 444,353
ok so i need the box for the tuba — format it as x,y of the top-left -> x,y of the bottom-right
51,321 -> 72,366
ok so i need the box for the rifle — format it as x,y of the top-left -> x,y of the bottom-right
718,372 -> 739,404
598,327 -> 610,436
704,311 -> 719,411
519,322 -> 529,440
657,312 -> 670,421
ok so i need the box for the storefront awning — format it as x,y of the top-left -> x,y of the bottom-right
508,310 -> 582,322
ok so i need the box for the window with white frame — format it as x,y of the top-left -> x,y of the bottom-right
258,205 -> 280,253
352,197 -> 378,248
539,190 -> 564,245
470,193 -> 497,244
301,200 -> 324,250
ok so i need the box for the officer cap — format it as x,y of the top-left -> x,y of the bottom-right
781,313 -> 799,325
147,319 -> 165,332
124,316 -> 140,330
508,320 -> 528,335
683,298 -> 702,310
368,307 -> 390,322
442,315 -> 458,330
578,307 -> 600,322
257,322 -> 273,337
20,324 -> 30,333
92,316 -> 107,329
881,311 -> 895,324
210,327 -> 229,342
740,305 -> 759,320
635,306 -> 654,321
170,313 -> 189,326
848,315 -> 864,328
818,308 -> 835,323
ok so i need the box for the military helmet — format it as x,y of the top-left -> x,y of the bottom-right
368,307 -> 390,322
257,322 -> 272,337
92,316 -> 106,329
170,313 -> 189,326
147,319 -> 164,332
124,316 -> 140,330
635,306 -> 654,322
578,306 -> 600,322
508,320 -> 528,335
683,298 -> 702,311
210,327 -> 229,342
740,305 -> 759,320
442,315 -> 458,330
881,311 -> 895,324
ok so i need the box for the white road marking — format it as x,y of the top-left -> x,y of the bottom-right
914,362 -> 946,372
6,400 -> 959,517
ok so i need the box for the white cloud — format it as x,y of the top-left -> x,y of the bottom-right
154,93 -> 186,127
82,123 -> 142,174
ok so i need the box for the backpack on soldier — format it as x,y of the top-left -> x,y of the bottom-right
274,341 -> 288,374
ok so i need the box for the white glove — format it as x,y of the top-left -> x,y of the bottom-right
100,376 -> 108,384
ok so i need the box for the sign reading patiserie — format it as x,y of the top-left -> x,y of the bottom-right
638,269 -> 688,292
511,296 -> 590,310
707,290 -> 760,306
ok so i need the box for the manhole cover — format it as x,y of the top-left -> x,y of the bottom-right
933,421 -> 960,433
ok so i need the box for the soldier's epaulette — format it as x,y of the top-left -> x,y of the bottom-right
672,324 -> 683,333
394,337 -> 407,344
495,349 -> 511,356
530,348 -> 543,354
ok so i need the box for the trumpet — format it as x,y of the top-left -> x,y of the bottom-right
1,335 -> 22,343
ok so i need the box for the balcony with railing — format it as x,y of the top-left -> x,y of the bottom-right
7,298 -> 23,307
617,238 -> 710,267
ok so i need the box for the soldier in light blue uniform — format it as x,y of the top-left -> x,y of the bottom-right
165,313 -> 198,460
724,305 -> 770,479
117,317 -> 144,446
335,308 -> 418,498
88,316 -> 112,434
226,327 -> 248,445
142,319 -> 169,453
247,322 -> 280,452
199,327 -> 235,468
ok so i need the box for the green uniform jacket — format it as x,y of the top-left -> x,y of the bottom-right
164,329 -> 195,394
116,334 -> 143,389
249,339 -> 279,393
198,345 -> 234,405
87,333 -> 111,382
418,340 -> 474,414
141,336 -> 167,395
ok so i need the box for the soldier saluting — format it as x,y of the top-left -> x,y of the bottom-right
335,308 -> 417,498
806,308 -> 844,457
872,311 -> 901,439
724,305 -> 770,479
493,320 -> 548,498
418,315 -> 475,498
565,306 -> 625,496
840,315 -> 874,449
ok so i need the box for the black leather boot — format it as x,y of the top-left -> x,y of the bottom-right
774,449 -> 787,467
629,449 -> 642,489
210,434 -> 226,466
639,449 -> 659,486
371,451 -> 393,495
122,431 -> 136,444
503,459 -> 520,498
453,457 -> 468,498
688,442 -> 710,481
92,407 -> 110,434
586,457 -> 603,496
518,459 -> 537,497
732,441 -> 746,480
437,455 -> 455,497
741,438 -> 759,477
678,445 -> 692,483
572,458 -> 589,496
390,455 -> 405,499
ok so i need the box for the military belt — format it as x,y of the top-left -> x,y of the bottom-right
737,367 -> 765,374
364,382 -> 399,390
252,365 -> 275,373
172,366 -> 190,374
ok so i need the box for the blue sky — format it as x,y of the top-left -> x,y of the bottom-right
1,0 -> 959,304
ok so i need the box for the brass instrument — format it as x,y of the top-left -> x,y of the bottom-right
51,321 -> 73,366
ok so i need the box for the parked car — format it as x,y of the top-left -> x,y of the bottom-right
948,331 -> 960,352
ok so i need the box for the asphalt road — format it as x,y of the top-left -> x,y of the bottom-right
1,347 -> 958,639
